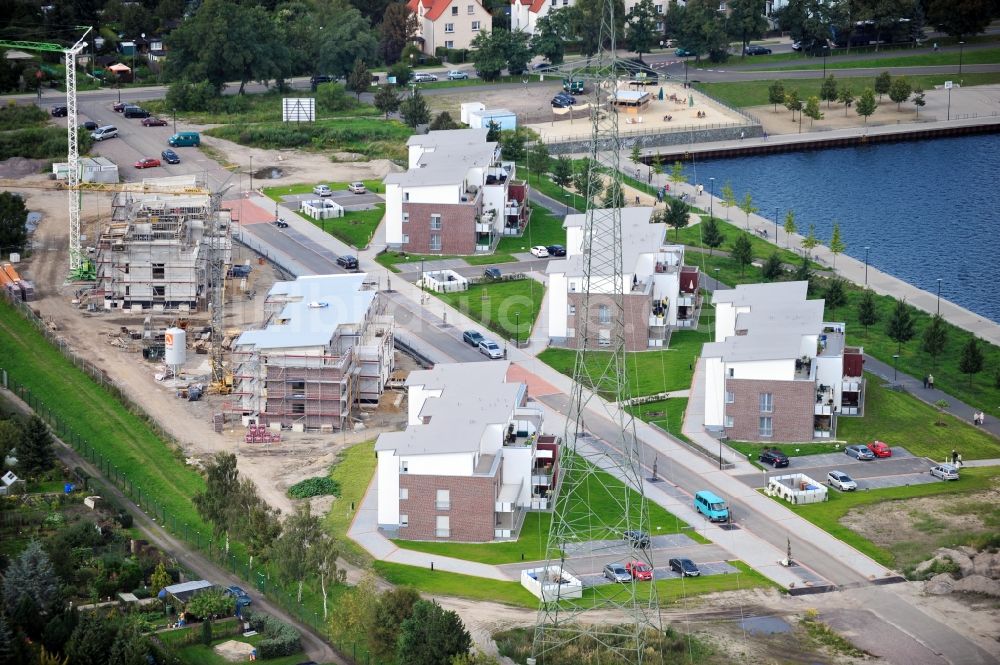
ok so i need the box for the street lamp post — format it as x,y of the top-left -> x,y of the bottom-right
709,178 -> 715,219
172,108 -> 177,134
713,267 -> 720,292
892,354 -> 900,383
564,193 -> 570,215
773,207 -> 778,241
863,246 -> 870,286
515,311 -> 520,347
684,59 -> 688,87
936,278 -> 942,315
249,155 -> 253,194
958,41 -> 965,77
823,52 -> 827,78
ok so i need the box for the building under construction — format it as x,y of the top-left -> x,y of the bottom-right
92,176 -> 231,311
230,274 -> 394,431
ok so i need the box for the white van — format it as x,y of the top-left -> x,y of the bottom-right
91,125 -> 119,141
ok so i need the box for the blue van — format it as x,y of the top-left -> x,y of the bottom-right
694,490 -> 729,522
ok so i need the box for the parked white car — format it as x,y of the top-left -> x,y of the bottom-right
827,470 -> 857,491
929,464 -> 959,481
530,246 -> 549,258
478,339 -> 503,359
313,184 -> 333,196
348,181 -> 367,194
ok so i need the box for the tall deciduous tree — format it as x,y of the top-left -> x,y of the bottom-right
921,314 -> 949,368
16,415 -> 54,478
193,452 -> 241,539
820,74 -> 838,108
552,156 -> 573,188
626,0 -> 660,58
528,141 -> 550,182
531,9 -> 572,65
701,217 -> 724,255
369,587 -> 421,660
856,87 -> 877,123
271,503 -> 320,602
784,89 -> 802,122
310,534 -> 345,620
889,76 -> 912,111
828,222 -> 845,267
400,89 -> 430,127
768,80 -> 786,112
925,0 -> 993,39
396,600 -> 472,665
471,30 -> 508,81
379,2 -> 417,66
958,337 -> 984,385
0,191 -> 28,254
317,0 -> 378,79
663,198 -> 689,239
857,288 -> 879,335
346,59 -> 371,100
572,162 -> 603,204
720,181 -> 736,220
329,573 -> 378,643
885,297 -> 916,353
728,0 -> 768,55
731,234 -> 753,276
569,0 -> 626,56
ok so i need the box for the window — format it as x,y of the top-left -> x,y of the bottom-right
759,416 -> 773,438
289,380 -> 305,392
598,304 -> 611,324
152,263 -> 165,279
436,489 -> 450,510
400,514 -> 408,527
445,23 -> 454,33
445,40 -> 454,48
404,192 -> 410,201
471,20 -> 480,31
550,0 -> 556,4
291,402 -> 305,415
452,5 -> 458,15
568,304 -> 576,315
430,214 -> 442,230
759,392 -> 773,413
401,234 -> 410,244
566,327 -> 575,338
468,4 -> 474,12
598,329 -> 611,347
724,391 -> 734,404
399,488 -> 408,500
656,3 -> 663,12
436,515 -> 450,537
400,460 -> 409,473
724,415 -> 734,428
728,368 -> 735,377
152,285 -> 165,298
430,234 -> 442,251
123,263 -> 129,274
402,212 -> 410,223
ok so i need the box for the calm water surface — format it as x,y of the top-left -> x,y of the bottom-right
683,133 -> 1000,323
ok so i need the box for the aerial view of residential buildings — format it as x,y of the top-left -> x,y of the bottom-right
1,1 -> 999,664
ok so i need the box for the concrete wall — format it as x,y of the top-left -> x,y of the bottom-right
545,124 -> 763,156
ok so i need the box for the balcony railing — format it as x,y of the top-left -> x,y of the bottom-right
435,501 -> 451,510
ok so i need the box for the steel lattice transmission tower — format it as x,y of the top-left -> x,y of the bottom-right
531,1 -> 662,663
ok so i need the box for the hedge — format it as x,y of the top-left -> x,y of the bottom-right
245,610 -> 301,658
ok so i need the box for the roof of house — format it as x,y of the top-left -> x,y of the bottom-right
702,333 -> 812,362
511,0 -> 549,13
734,298 -> 824,336
385,129 -> 498,188
374,362 -> 523,456
234,274 -> 374,350
546,207 -> 664,277
408,0 -> 473,20
712,281 -> 809,306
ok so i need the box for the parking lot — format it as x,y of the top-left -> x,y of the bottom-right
578,560 -> 739,588
736,446 -> 943,492
277,189 -> 382,212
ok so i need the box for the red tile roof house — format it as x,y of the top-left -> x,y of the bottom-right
408,0 -> 493,54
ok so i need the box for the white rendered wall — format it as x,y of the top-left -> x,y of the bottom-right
704,356 -> 725,427
376,450 -> 400,526
385,182 -> 402,245
548,272 -> 568,338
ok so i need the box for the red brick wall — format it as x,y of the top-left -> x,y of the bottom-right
725,378 -> 815,442
402,202 -> 477,255
398,472 -> 499,542
565,292 -> 652,351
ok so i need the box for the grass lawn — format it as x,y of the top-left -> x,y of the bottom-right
375,251 -> 518,273
372,561 -> 538,608
578,560 -> 781,604
695,72 -> 1000,108
142,89 -> 380,124
169,635 -> 310,665
262,179 -> 385,202
495,206 -> 566,253
205,117 -> 412,161
434,278 -> 544,339
676,217 -> 821,272
393,463 -> 707,565
836,374 -> 1000,461
304,204 -> 384,249
626,398 -> 690,443
784,466 -> 1000,568
323,440 -> 376,564
537,330 -> 709,398
758,47 -> 1000,71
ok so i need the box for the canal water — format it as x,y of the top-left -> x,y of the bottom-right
681,133 -> 1000,323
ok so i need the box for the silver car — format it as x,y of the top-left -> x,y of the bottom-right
478,339 -> 503,359
827,470 -> 857,491
603,563 -> 632,583
313,184 -> 333,197
845,444 -> 875,460
929,464 -> 959,481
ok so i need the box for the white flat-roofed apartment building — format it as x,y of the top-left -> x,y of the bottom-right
383,128 -> 528,255
545,207 -> 700,350
231,274 -> 394,431
702,281 -> 865,442
375,362 -> 558,542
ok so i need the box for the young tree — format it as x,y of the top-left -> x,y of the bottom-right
856,88 -> 877,123
346,58 -> 371,100
885,297 -> 916,354
767,80 -> 785,112
824,278 -> 847,316
701,216 -> 724,255
602,179 -> 624,208
572,163 -> 603,204
889,76 -> 912,111
373,84 -> 401,119
396,600 -> 472,665
0,191 -> 29,254
16,415 -> 55,478
783,89 -> 802,122
730,234 -> 753,276
485,120 -> 501,143
828,222 -> 845,268
429,111 -> 460,130
329,573 -> 378,642
857,289 -> 880,335
912,87 -> 926,117
528,141 -> 550,183
310,534 -> 345,620
400,89 -> 430,128
820,74 -> 838,108
629,142 -> 642,169
552,156 -> 573,188
500,129 -> 526,162
738,192 -> 758,229
663,198 -> 689,239
794,254 -> 812,289
720,181 -> 736,220
149,562 -> 172,596
801,223 -> 818,257
668,160 -> 687,195
874,71 -> 892,101
193,452 -> 241,539
783,209 -> 796,247
761,252 -> 784,280
921,314 -> 949,368
958,337 -> 984,386
2,541 -> 61,616
369,587 -> 421,661
387,62 -> 412,86
837,85 -> 855,116
803,95 -> 823,127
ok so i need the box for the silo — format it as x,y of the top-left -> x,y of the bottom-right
164,327 -> 187,368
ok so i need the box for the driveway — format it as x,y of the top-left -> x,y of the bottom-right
737,447 -> 942,491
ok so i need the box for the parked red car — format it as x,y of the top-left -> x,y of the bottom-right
142,116 -> 167,127
113,101 -> 126,112
867,440 -> 892,458
625,561 -> 653,581
134,157 -> 161,169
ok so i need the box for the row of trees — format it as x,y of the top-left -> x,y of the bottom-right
767,73 -> 925,129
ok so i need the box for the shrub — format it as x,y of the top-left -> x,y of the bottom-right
315,83 -> 354,112
0,128 -> 93,160
446,48 -> 468,63
245,610 -> 300,658
435,46 -> 448,58
0,104 -> 48,131
287,476 -> 340,499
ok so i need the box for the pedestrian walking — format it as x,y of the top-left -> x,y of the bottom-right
951,449 -> 958,464
697,183 -> 704,197
957,453 -> 963,468
923,374 -> 928,389
928,373 -> 935,389
635,194 -> 640,205
740,131 -> 745,141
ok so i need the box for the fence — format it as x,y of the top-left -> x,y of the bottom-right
0,290 -> 377,664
